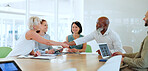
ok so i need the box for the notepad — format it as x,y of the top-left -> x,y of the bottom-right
41,54 -> 57,56
17,55 -> 56,60
33,56 -> 56,60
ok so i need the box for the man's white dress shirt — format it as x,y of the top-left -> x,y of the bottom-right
74,29 -> 126,53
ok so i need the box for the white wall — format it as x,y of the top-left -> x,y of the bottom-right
84,0 -> 148,52
1,0 -> 148,52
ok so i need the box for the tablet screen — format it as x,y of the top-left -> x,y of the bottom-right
99,44 -> 111,57
0,61 -> 21,71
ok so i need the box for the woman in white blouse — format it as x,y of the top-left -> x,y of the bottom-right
8,16 -> 69,56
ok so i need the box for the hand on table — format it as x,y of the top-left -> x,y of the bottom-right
68,48 -> 78,52
45,49 -> 55,54
58,48 -> 63,53
34,51 -> 41,57
112,52 -> 125,57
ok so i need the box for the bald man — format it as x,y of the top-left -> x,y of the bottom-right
66,16 -> 125,53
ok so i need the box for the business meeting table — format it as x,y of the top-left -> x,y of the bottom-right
0,53 -> 105,71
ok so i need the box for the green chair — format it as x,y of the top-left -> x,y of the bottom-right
0,47 -> 12,58
85,45 -> 92,52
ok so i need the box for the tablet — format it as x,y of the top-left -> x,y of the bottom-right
99,43 -> 111,59
0,60 -> 22,71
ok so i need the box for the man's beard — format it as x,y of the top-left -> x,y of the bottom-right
97,27 -> 103,32
145,19 -> 148,27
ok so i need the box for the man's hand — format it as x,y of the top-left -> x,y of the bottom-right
112,52 -> 125,57
64,41 -> 76,46
96,50 -> 101,55
61,42 -> 69,48
112,52 -> 125,63
121,57 -> 124,63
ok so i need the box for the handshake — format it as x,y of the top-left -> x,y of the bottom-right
31,41 -> 77,57
61,41 -> 71,48
61,41 -> 79,52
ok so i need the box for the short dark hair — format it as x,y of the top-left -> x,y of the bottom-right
71,21 -> 82,34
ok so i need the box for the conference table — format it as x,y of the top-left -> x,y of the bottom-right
0,53 -> 105,71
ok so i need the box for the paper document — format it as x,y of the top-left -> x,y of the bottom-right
33,56 -> 56,60
97,55 -> 122,71
80,52 -> 99,55
17,55 -> 56,60
41,54 -> 57,56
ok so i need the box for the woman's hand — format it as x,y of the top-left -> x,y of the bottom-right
58,48 -> 63,53
30,50 -> 41,57
46,49 -> 55,54
68,48 -> 78,52
34,51 -> 41,57
30,50 -> 35,55
61,42 -> 69,48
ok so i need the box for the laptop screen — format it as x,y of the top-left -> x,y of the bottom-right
0,60 -> 22,71
99,43 -> 111,57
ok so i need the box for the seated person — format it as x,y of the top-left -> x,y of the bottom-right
30,19 -> 54,54
66,21 -> 86,52
65,17 -> 126,54
8,16 -> 69,57
112,11 -> 148,71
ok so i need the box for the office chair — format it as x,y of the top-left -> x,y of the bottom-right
0,47 -> 12,58
123,46 -> 133,53
85,45 -> 92,52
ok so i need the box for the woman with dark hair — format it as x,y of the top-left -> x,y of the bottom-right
66,21 -> 86,52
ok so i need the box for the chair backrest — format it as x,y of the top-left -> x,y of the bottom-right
0,47 -> 12,58
123,46 -> 133,53
85,45 -> 92,52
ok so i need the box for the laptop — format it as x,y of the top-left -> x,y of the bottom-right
99,43 -> 111,61
0,60 -> 22,71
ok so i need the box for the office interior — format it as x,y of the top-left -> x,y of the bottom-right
0,0 -> 148,53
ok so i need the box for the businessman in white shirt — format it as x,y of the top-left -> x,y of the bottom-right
65,16 -> 126,53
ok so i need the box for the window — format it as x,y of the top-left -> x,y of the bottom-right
0,0 -> 26,47
0,0 -> 83,48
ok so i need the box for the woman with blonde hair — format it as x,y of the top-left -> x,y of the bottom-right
31,19 -> 54,54
8,16 -> 69,56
